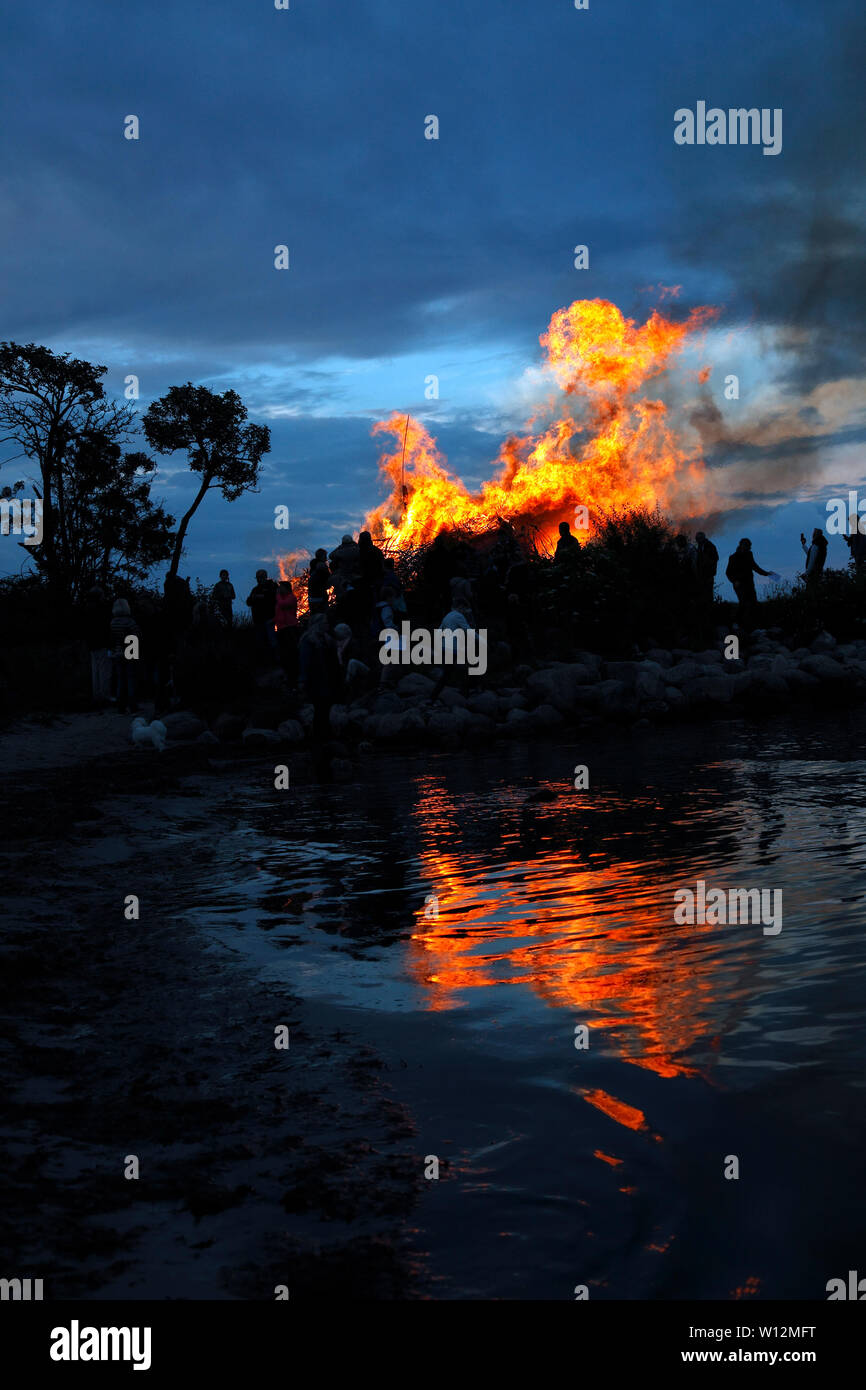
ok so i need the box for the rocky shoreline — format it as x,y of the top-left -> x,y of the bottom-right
154,628 -> 866,763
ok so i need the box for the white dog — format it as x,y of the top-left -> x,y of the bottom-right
131,716 -> 167,751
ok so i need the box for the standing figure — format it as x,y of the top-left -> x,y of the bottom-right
212,569 -> 236,626
246,568 -> 278,660
800,529 -> 828,588
725,538 -> 772,630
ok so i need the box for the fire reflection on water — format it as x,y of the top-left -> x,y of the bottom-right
407,774 -> 739,1083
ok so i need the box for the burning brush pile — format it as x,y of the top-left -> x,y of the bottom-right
278,295 -> 722,651
362,295 -> 717,554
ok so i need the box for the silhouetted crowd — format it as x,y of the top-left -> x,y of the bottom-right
78,519 -> 850,726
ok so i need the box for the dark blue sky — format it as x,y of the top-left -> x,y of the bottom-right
2,0 -> 864,597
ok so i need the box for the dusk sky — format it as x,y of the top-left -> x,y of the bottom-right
2,0 -> 864,599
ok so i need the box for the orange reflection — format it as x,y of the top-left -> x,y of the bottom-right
583,1089 -> 649,1132
408,776 -> 735,1080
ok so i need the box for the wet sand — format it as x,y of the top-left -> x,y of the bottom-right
0,719 -> 422,1299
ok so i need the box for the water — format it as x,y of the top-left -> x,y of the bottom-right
184,712 -> 866,1299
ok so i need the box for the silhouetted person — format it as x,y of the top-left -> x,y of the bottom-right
134,593 -> 171,713
163,572 -> 194,643
212,569 -> 235,626
430,606 -> 473,700
801,528 -> 827,588
449,574 -> 474,621
374,585 -> 402,683
357,530 -> 385,610
726,538 -> 772,630
299,614 -> 341,740
110,598 -> 140,714
506,590 -> 535,664
694,531 -> 719,604
382,556 -> 408,615
275,579 -> 299,681
333,621 -> 369,698
334,580 -> 366,636
845,529 -> 866,570
308,549 -> 332,615
328,534 -> 361,598
81,585 -> 112,706
246,568 -> 278,659
554,520 -> 581,561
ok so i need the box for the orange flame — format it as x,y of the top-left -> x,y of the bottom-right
277,549 -> 309,616
364,297 -> 717,549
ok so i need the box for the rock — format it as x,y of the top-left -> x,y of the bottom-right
635,666 -> 666,702
397,672 -> 436,698
498,691 -> 528,714
786,668 -> 821,691
467,690 -> 498,718
528,702 -> 564,729
748,653 -> 794,676
212,712 -> 247,742
437,687 -> 467,708
399,708 -> 428,737
602,660 -> 641,685
373,690 -> 403,715
665,659 -> 701,687
329,704 -> 350,735
371,713 -> 405,741
747,673 -> 790,702
504,707 -> 532,733
277,719 -> 305,743
357,740 -> 374,754
196,730 -> 220,745
572,684 -> 601,709
694,649 -> 724,666
427,709 -> 464,738
298,704 -> 314,729
254,668 -> 285,690
573,650 -> 603,678
464,712 -> 495,738
242,726 -> 282,746
664,685 -> 688,712
330,758 -> 354,782
688,674 -> 737,705
595,679 -> 638,719
800,654 -> 847,681
525,662 -> 595,714
162,711 -> 206,740
646,648 -> 674,668
810,631 -> 837,654
596,678 -> 627,702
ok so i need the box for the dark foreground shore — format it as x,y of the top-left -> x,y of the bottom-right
0,740 -> 421,1299
4,698 -> 866,1302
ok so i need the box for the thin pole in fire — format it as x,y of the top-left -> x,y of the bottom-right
400,413 -> 410,514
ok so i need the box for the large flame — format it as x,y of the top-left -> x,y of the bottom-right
364,297 -> 717,549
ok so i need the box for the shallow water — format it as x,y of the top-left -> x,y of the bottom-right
185,712 -> 866,1299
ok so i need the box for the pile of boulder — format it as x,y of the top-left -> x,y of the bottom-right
164,629 -> 866,754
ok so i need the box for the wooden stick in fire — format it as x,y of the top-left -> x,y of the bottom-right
400,413 -> 410,516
